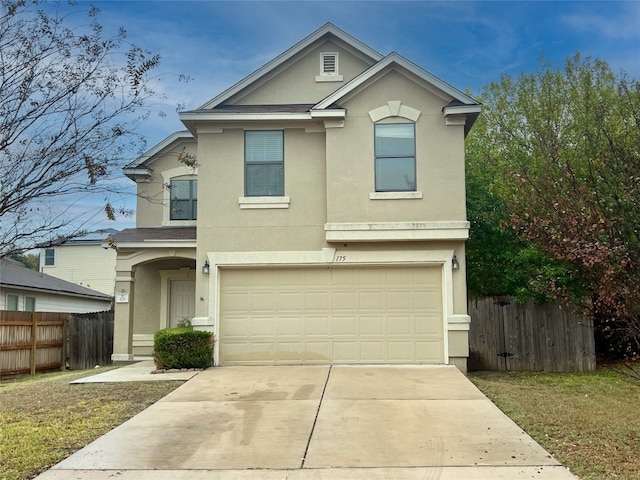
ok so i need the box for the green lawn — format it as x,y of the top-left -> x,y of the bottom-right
469,366 -> 640,480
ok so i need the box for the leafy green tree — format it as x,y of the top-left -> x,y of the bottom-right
8,252 -> 39,270
0,0 -> 162,257
471,54 -> 640,357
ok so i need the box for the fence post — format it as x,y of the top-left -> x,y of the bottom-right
30,312 -> 39,375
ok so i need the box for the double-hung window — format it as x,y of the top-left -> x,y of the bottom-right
245,130 -> 284,196
170,179 -> 197,220
374,123 -> 416,192
44,248 -> 55,266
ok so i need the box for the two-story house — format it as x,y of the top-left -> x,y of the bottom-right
111,23 -> 481,371
40,229 -> 118,296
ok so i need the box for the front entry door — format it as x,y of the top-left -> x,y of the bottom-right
169,280 -> 196,328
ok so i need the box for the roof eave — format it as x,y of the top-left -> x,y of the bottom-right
198,23 -> 383,110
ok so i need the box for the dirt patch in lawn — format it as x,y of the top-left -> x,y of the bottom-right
0,368 -> 183,480
470,366 -> 640,480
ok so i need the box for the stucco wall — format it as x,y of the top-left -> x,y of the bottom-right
135,139 -> 198,228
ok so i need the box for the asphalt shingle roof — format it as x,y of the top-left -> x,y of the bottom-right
111,227 -> 197,243
0,259 -> 112,299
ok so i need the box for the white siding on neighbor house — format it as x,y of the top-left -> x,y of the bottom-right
41,243 -> 116,296
0,287 -> 111,313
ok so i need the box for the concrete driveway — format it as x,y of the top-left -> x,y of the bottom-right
36,365 -> 577,479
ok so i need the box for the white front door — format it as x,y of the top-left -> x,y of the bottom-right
169,280 -> 196,328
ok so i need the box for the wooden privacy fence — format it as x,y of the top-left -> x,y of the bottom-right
468,297 -> 596,372
0,310 -> 113,378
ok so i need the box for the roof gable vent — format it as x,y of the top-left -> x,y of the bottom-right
317,52 -> 343,82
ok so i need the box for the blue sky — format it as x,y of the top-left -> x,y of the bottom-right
62,0 -> 640,230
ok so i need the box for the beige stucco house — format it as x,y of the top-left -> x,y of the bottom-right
111,23 -> 481,371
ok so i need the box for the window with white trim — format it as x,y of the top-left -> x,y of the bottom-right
374,123 -> 416,192
169,179 -> 197,220
25,296 -> 36,312
44,248 -> 55,266
245,130 -> 284,196
6,294 -> 18,311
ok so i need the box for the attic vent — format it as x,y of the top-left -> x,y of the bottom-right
316,52 -> 343,82
321,53 -> 337,75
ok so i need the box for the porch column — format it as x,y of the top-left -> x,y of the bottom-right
112,269 -> 135,362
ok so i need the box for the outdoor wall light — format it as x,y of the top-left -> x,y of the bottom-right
452,254 -> 459,271
202,260 -> 210,275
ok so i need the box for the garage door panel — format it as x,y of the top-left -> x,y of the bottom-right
361,341 -> 385,362
333,316 -> 357,336
334,341 -> 358,361
220,266 -> 444,365
332,291 -> 357,311
305,341 -> 331,362
387,316 -> 412,335
278,292 -> 305,311
278,317 -> 302,336
360,316 -> 385,335
305,316 -> 331,336
387,341 -> 413,361
416,341 -> 444,362
305,292 -> 331,311
415,315 -> 443,335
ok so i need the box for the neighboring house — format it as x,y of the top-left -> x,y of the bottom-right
1,258 -> 113,313
40,229 -> 118,296
112,23 -> 481,370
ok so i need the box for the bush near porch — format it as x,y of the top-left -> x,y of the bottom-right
153,327 -> 213,370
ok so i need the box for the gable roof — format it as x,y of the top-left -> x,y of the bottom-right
314,52 -> 479,108
1,259 -> 112,300
198,23 -> 383,110
124,131 -> 194,177
312,52 -> 481,134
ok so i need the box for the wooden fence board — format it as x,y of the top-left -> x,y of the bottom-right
468,297 -> 596,372
0,310 -> 113,377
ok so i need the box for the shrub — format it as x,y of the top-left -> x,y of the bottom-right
153,327 -> 213,370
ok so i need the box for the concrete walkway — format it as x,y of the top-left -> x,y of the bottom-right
36,365 -> 577,479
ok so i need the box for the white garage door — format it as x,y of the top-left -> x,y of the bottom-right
219,266 -> 444,365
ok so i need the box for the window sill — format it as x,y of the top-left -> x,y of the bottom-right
315,75 -> 343,82
239,196 -> 290,209
162,220 -> 197,226
369,191 -> 423,200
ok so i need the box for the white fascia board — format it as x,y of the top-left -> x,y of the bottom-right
309,109 -> 346,118
180,110 -> 346,122
443,105 -> 482,116
122,167 -> 151,177
314,53 -> 480,111
199,23 -> 383,110
114,241 -> 197,249
125,131 -> 193,169
179,112 -> 313,122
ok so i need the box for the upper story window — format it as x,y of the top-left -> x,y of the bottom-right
245,130 -> 284,196
169,179 -> 197,220
374,123 -> 416,192
44,248 -> 55,266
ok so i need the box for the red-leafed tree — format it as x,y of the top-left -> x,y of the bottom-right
472,55 -> 640,357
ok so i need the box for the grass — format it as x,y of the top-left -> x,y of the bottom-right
469,365 -> 640,480
0,368 -> 183,480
